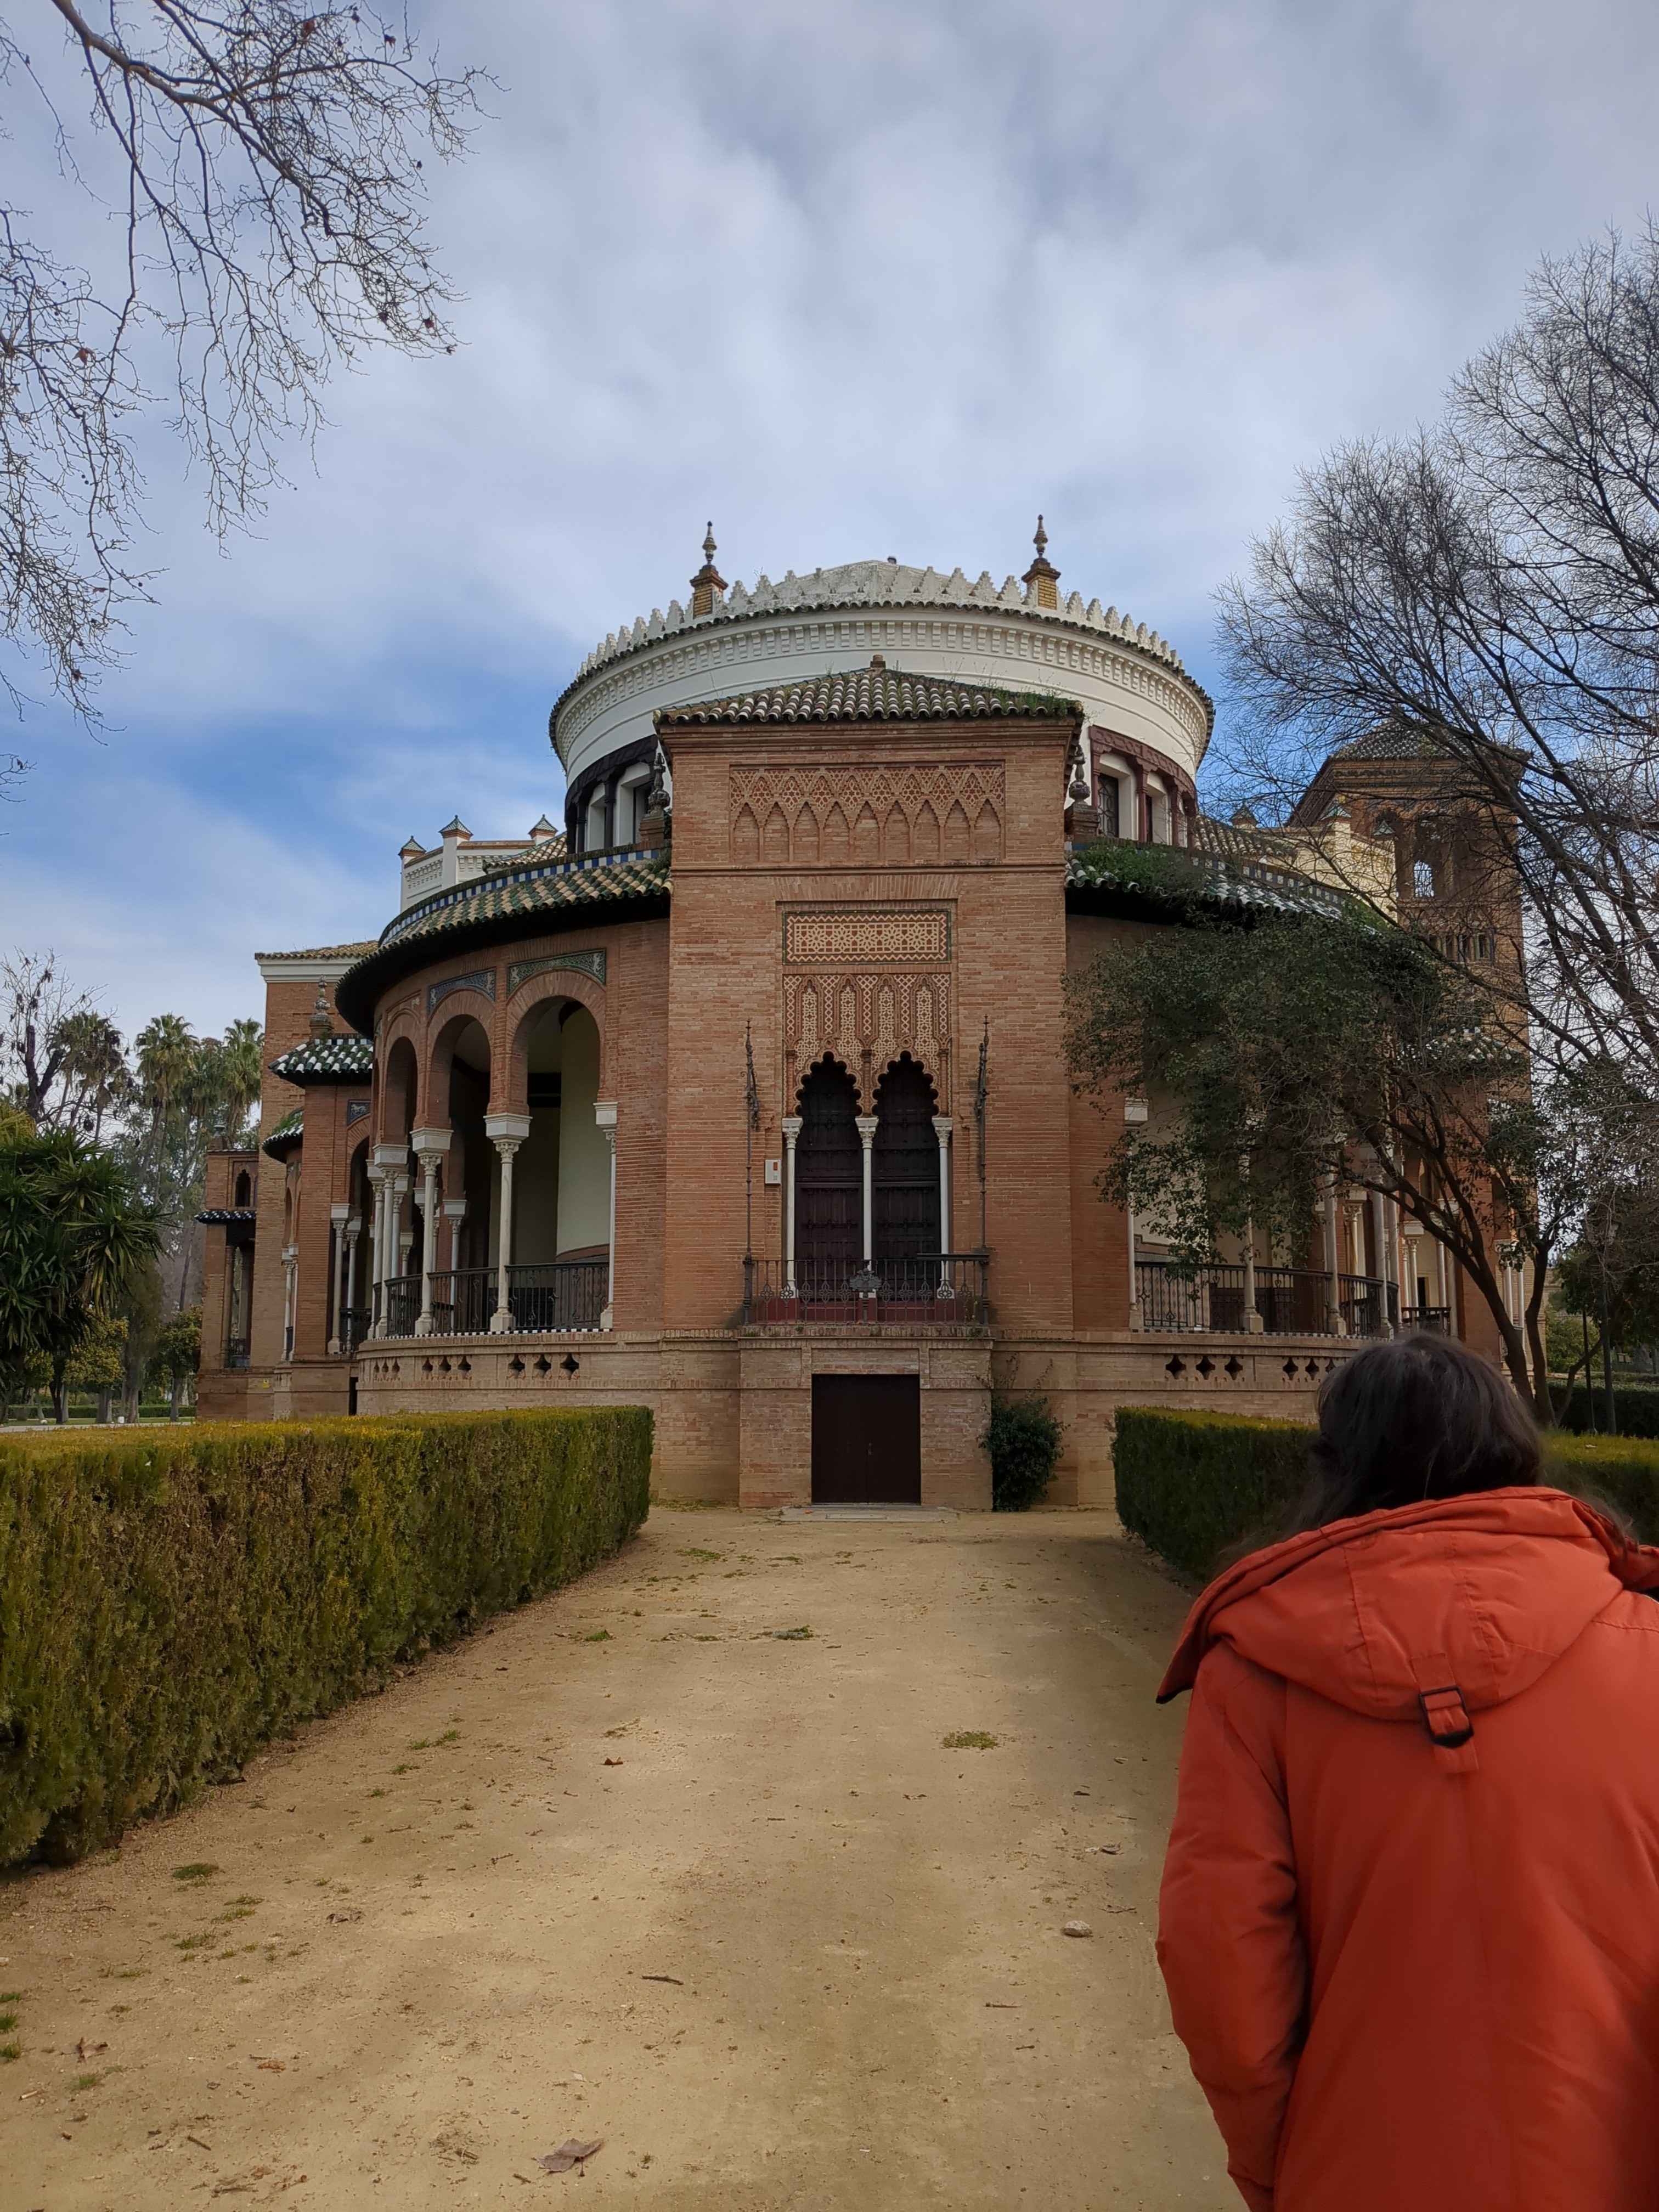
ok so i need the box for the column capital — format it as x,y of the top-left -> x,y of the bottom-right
330,1200 -> 351,1222
855,1115 -> 879,1142
410,1126 -> 452,1158
442,1199 -> 468,1220
931,1115 -> 955,1137
344,1217 -> 363,1242
371,1141 -> 405,1171
484,1110 -> 533,1147
593,1099 -> 619,1130
781,1116 -> 803,1141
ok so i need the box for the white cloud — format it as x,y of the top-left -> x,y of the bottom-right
3,0 -> 1657,1032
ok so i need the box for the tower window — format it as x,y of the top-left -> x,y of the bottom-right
1413,859 -> 1435,899
1098,777 -> 1120,838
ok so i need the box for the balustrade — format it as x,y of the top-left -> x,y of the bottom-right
1136,1259 -> 1400,1339
742,1252 -> 989,1328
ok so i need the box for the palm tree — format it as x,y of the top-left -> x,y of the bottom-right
217,1018 -> 265,1144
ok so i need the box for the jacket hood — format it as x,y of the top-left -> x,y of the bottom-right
1159,1486 -> 1659,1718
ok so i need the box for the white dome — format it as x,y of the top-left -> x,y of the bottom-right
552,556 -> 1213,795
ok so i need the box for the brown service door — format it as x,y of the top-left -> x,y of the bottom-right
810,1375 -> 922,1504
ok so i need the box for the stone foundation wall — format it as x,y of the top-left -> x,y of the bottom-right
343,1325 -> 1346,1510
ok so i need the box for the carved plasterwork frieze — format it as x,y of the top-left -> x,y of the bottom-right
784,946 -> 953,1112
730,762 -> 1004,867
507,949 -> 607,995
785,908 -> 949,966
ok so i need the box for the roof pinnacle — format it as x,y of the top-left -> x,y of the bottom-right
1023,513 -> 1060,610
690,520 -> 727,617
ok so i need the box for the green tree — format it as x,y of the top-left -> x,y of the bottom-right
67,1310 -> 127,1423
150,1307 -> 201,1420
1064,895 -> 1620,1421
0,1126 -> 157,1420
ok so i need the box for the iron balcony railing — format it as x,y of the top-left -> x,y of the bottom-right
338,1306 -> 371,1356
377,1259 -> 608,1339
1401,1304 -> 1452,1334
1135,1259 -> 1401,1340
742,1252 -> 990,1328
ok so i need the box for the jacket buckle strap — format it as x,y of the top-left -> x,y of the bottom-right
1417,1684 -> 1475,1751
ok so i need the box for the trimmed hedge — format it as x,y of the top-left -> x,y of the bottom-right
0,1407 -> 651,1867
1114,1405 -> 1659,1583
1552,1384 -> 1659,1440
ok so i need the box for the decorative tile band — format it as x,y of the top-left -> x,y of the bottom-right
785,909 -> 950,966
508,949 -> 608,994
427,969 -> 496,1014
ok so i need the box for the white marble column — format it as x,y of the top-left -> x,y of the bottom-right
856,1114 -> 878,1266
932,1115 -> 953,1289
344,1217 -> 362,1346
410,1128 -> 450,1336
484,1111 -> 532,1332
1323,1176 -> 1346,1335
281,1243 -> 298,1362
595,1100 -> 619,1330
1369,1188 -> 1392,1333
782,1115 -> 802,1294
365,1168 -> 387,1337
329,1200 -> 351,1354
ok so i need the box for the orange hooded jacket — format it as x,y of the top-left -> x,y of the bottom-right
1155,1486 -> 1659,2212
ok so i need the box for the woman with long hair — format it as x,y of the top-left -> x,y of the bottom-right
1156,1333 -> 1659,2212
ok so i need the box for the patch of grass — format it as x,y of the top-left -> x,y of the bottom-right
368,1788 -> 386,1798
583,1629 -> 611,1643
391,1762 -> 415,1775
0,2011 -> 16,2033
678,1547 -> 721,1562
217,1901 -> 258,1923
70,2070 -> 103,2091
0,1988 -> 20,2002
942,1730 -> 999,1751
0,2043 -> 19,2064
172,1862 -> 219,1882
771,1625 -> 813,1641
174,1932 -> 212,1953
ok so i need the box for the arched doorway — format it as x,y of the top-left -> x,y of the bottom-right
795,1058 -> 861,1289
872,1057 -> 940,1267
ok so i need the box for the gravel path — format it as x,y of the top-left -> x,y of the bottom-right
0,1508 -> 1231,2211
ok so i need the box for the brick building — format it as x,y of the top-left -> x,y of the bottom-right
198,530 -> 1523,1504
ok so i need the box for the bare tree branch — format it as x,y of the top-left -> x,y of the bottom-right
0,1 -> 486,726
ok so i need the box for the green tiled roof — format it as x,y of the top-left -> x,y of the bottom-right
334,848 -> 671,1033
658,663 -> 1080,729
269,1035 -> 375,1082
378,849 -> 669,954
262,1108 -> 304,1159
1065,837 -> 1356,924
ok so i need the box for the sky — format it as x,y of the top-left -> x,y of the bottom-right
2,0 -> 1657,1041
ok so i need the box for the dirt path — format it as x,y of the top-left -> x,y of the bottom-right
1,1509 -> 1231,2211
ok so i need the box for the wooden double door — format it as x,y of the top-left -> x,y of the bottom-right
810,1374 -> 922,1504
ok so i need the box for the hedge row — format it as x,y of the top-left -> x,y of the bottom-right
0,1407 -> 651,1867
1551,1383 -> 1659,1439
1114,1405 -> 1659,1583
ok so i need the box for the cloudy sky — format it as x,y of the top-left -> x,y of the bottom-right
3,0 -> 1656,1041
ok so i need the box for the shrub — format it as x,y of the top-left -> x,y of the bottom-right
984,1394 -> 1062,1511
1114,1406 -> 1659,1583
0,1406 -> 650,1867
1551,1383 -> 1659,1440
1114,1407 -> 1310,1580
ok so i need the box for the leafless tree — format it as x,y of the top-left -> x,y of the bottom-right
0,1 -> 484,745
1,946 -> 127,1127
1216,222 -> 1659,1093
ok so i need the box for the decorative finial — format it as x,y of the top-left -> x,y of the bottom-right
1023,514 -> 1060,610
309,980 -> 334,1040
690,521 -> 727,617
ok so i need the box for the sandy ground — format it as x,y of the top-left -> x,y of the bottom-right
0,1508 -> 1232,2212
